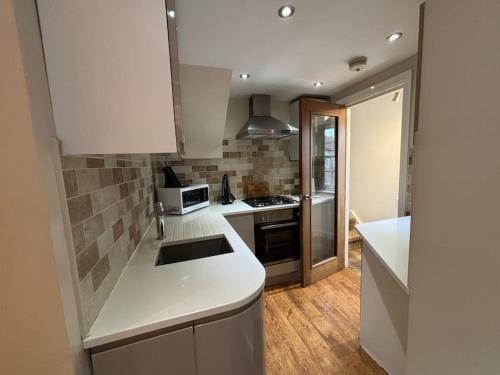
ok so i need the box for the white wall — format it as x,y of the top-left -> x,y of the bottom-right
224,97 -> 291,139
1,1 -> 88,374
349,90 -> 403,223
0,0 -> 90,375
405,1 -> 500,374
331,56 -> 417,103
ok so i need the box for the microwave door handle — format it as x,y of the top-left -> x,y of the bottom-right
260,222 -> 298,231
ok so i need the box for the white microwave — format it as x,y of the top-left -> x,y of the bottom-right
157,184 -> 209,215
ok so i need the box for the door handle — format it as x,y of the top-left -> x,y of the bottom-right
300,194 -> 311,200
260,222 -> 299,231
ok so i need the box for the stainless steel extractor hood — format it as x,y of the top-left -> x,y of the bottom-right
236,94 -> 299,139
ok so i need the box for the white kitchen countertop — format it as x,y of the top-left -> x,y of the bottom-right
355,216 -> 411,294
82,196 -> 333,349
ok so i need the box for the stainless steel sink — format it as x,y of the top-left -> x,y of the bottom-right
155,236 -> 234,266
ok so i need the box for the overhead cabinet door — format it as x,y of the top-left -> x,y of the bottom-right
91,327 -> 196,375
37,0 -> 178,154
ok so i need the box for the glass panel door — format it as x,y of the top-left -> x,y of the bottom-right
298,98 -> 346,286
311,115 -> 337,265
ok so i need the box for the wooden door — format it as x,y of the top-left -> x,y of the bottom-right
298,98 -> 346,286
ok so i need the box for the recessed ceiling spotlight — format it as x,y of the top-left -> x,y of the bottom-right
370,85 -> 375,90
239,73 -> 250,79
167,10 -> 175,18
278,5 -> 295,18
386,32 -> 403,43
313,81 -> 324,87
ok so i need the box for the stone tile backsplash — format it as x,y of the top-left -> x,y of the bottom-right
59,140 -> 297,333
154,138 -> 300,201
61,154 -> 154,331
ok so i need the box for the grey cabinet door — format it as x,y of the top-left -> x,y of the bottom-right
194,295 -> 265,375
225,214 -> 255,253
92,327 -> 195,375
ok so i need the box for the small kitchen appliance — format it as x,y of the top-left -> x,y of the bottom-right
157,184 -> 209,215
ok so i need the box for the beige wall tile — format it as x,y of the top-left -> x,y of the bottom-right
91,185 -> 120,212
98,168 -> 114,188
76,169 -> 100,194
62,153 -> 154,332
61,155 -> 86,169
96,228 -> 113,258
76,242 -> 99,280
92,255 -> 110,292
72,223 -> 85,254
102,203 -> 119,229
86,157 -> 105,168
82,213 -> 105,245
112,219 -> 124,242
67,194 -> 92,226
62,170 -> 78,198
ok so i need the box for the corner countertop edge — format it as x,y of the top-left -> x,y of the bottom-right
355,216 -> 411,295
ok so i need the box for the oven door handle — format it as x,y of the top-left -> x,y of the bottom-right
260,221 -> 299,231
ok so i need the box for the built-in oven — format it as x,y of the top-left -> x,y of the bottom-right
254,208 -> 300,265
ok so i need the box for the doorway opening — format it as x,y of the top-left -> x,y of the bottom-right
338,70 -> 413,276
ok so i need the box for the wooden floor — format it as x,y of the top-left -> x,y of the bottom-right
264,270 -> 386,375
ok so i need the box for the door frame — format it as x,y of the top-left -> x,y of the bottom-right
297,98 -> 346,287
335,70 -> 413,266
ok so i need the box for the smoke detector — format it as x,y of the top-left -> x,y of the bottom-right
348,56 -> 368,72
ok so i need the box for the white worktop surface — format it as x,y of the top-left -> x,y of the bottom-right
82,196 -> 333,349
355,216 -> 411,294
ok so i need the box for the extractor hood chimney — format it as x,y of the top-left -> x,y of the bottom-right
236,94 -> 298,139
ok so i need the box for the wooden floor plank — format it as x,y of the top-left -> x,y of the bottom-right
265,269 -> 387,375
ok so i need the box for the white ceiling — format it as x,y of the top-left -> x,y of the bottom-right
176,0 -> 421,101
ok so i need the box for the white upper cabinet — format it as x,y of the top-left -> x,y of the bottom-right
37,0 -> 179,155
179,64 -> 232,159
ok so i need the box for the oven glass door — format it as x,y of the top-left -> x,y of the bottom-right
255,221 -> 300,264
182,187 -> 208,208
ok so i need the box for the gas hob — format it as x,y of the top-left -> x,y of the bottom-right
243,195 -> 297,208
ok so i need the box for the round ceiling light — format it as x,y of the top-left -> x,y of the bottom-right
278,5 -> 295,18
349,56 -> 368,72
167,10 -> 175,18
239,73 -> 250,79
386,32 -> 403,43
313,81 -> 324,87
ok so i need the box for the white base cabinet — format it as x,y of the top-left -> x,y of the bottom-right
90,295 -> 264,375
91,327 -> 195,375
360,245 -> 409,375
195,294 -> 264,375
